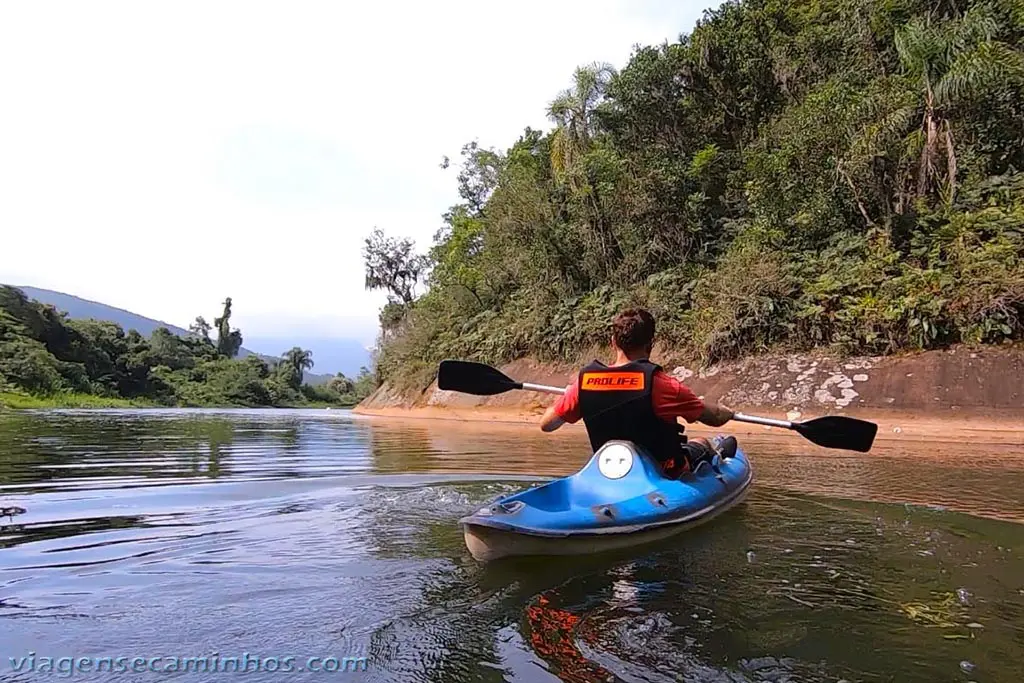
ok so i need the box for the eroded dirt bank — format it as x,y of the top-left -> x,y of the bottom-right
354,346 -> 1024,443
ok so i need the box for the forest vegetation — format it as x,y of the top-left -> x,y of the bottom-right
362,0 -> 1024,392
0,286 -> 376,409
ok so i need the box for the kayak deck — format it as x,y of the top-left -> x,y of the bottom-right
459,437 -> 753,562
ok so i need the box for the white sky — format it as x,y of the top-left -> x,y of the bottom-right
0,1 -> 707,345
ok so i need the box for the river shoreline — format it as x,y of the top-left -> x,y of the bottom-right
352,403 -> 1024,446
354,345 -> 1024,446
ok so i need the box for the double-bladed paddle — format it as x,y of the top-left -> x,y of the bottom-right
437,359 -> 878,453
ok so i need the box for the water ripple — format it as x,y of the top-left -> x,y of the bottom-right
1,409 -> 1023,682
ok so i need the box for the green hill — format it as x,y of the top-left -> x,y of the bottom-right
11,286 -> 335,385
1,284 -> 376,407
16,286 -> 193,337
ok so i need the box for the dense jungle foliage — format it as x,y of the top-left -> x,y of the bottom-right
0,286 -> 375,408
364,0 -> 1024,389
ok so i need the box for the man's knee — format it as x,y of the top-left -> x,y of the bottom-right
689,435 -> 737,463
683,441 -> 714,468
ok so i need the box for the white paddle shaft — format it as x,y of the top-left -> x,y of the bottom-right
521,382 -> 565,395
733,412 -> 794,429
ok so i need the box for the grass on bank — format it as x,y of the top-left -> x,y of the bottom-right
0,391 -> 156,410
0,391 -> 359,411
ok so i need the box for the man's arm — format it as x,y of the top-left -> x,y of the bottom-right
654,372 -> 734,426
538,383 -> 578,432
539,404 -> 567,432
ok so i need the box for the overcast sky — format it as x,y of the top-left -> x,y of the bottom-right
0,1 -> 707,344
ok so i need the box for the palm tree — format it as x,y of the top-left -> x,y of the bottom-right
281,347 -> 313,389
546,61 -> 616,181
892,2 -> 1024,205
546,61 -> 623,274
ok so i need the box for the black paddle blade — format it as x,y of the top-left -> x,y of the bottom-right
437,359 -> 522,396
792,415 -> 878,452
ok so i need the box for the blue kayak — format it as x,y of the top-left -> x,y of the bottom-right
459,436 -> 753,562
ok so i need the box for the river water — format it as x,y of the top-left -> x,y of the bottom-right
1,408 -> 1022,682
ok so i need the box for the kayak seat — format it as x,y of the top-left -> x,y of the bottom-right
508,440 -> 666,512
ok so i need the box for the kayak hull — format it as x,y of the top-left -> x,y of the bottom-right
460,437 -> 753,562
463,477 -> 750,562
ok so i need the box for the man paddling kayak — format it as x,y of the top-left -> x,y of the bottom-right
539,307 -> 737,476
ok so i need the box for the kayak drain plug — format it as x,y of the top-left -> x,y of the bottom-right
645,493 -> 668,507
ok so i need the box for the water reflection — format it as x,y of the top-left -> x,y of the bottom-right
363,417 -> 579,477
0,409 -> 375,494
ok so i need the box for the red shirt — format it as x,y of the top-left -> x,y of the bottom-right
552,368 -> 705,425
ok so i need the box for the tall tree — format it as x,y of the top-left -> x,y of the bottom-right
452,141 -> 503,216
327,373 -> 355,395
213,298 -> 243,358
362,228 -> 428,305
189,316 -> 212,342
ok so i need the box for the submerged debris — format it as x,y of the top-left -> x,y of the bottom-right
895,590 -> 982,638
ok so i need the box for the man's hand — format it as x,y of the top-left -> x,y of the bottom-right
698,402 -> 734,427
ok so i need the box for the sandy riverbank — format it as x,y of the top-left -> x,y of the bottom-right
352,404 -> 1024,446
353,346 -> 1024,445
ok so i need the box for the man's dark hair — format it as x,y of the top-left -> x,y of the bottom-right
611,308 -> 655,352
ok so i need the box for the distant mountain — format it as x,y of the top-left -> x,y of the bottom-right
243,336 -> 372,378
10,286 -> 367,384
17,286 -> 193,338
